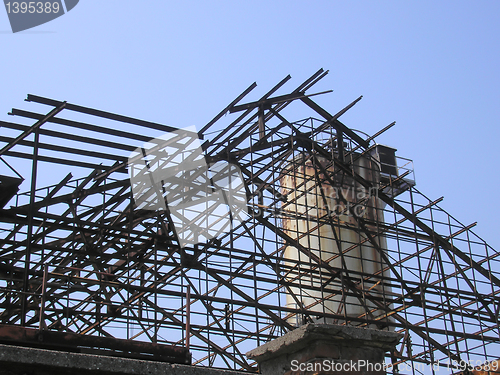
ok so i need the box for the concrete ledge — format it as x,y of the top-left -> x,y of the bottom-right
0,343 -> 247,375
246,323 -> 403,363
246,324 -> 403,375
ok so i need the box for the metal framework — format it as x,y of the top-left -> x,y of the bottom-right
0,69 -> 498,373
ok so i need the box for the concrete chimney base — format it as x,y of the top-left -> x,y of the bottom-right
246,324 -> 403,375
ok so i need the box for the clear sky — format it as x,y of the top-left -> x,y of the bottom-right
1,1 -> 499,248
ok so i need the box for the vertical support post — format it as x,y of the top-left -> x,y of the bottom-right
337,129 -> 345,161
258,105 -> 265,207
258,105 -> 265,140
97,272 -> 102,328
224,304 -> 230,331
38,264 -> 48,332
186,286 -> 191,350
21,126 -> 40,326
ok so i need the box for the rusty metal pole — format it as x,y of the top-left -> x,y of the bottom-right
21,126 -> 40,326
186,286 -> 190,350
258,105 -> 265,140
38,264 -> 48,332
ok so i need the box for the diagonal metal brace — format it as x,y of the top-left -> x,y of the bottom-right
0,101 -> 66,157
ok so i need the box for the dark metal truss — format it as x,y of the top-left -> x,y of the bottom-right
0,69 -> 498,373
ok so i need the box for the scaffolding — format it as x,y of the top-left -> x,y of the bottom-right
0,69 -> 498,373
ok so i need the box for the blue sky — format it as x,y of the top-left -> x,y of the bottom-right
1,1 -> 499,248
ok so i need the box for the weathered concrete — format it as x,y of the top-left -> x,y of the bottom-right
0,343 -> 247,375
246,324 -> 403,375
